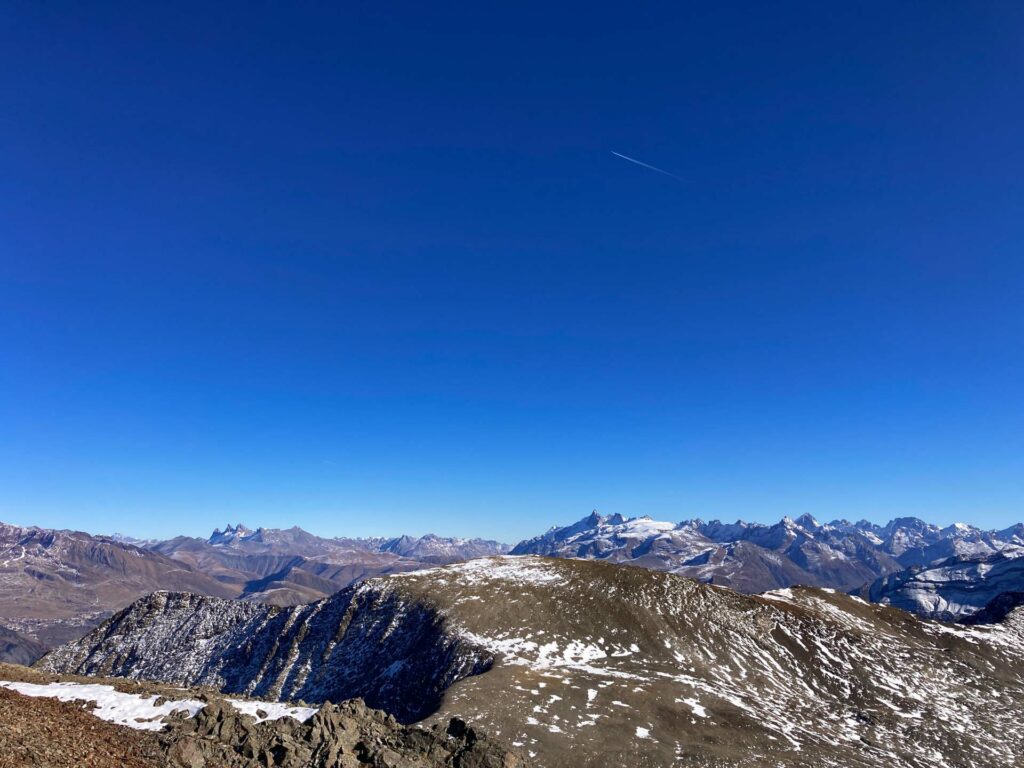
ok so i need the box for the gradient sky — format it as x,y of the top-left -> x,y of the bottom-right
2,2 -> 1023,543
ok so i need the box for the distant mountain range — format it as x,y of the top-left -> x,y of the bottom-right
8,514 -> 1024,767
147,523 -> 509,606
4,512 -> 1024,667
512,511 -> 1024,595
0,521 -> 238,658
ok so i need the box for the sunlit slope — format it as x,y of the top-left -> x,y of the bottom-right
43,556 -> 1024,768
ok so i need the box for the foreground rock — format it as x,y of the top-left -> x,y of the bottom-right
163,698 -> 524,768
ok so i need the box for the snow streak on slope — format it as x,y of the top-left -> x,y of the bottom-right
0,680 -> 202,730
0,679 -> 318,731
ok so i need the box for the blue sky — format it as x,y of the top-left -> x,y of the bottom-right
1,2 -> 1022,542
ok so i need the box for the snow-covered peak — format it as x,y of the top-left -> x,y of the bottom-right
208,524 -> 254,546
512,511 -> 1024,596
941,521 -> 980,537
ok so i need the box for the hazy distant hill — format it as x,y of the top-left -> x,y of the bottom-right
0,625 -> 46,665
0,522 -> 237,657
147,523 -> 509,604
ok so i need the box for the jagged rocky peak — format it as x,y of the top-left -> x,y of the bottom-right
940,521 -> 981,537
879,516 -> 941,548
208,524 -> 254,546
1000,523 -> 1024,544
692,518 -> 753,541
794,513 -> 820,528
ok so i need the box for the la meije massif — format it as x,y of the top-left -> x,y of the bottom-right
1,512 -> 1022,767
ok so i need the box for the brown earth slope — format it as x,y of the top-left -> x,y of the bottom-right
0,686 -> 164,768
0,523 -> 237,653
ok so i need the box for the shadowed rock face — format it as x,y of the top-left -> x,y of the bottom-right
161,698 -> 527,768
40,556 -> 1024,768
39,588 -> 493,724
0,625 -> 47,665
963,591 -> 1024,625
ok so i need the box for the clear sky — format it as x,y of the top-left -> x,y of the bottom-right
1,2 -> 1022,543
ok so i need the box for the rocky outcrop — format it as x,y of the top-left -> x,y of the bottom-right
161,698 -> 525,768
0,665 -> 526,768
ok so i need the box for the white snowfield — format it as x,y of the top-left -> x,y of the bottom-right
225,697 -> 318,723
0,680 -> 317,731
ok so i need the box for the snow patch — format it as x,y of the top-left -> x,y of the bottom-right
1,680 -> 317,731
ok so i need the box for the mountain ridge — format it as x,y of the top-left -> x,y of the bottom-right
38,555 -> 1024,768
0,519 -> 509,663
510,510 -> 1023,598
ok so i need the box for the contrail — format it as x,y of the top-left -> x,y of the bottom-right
611,151 -> 683,182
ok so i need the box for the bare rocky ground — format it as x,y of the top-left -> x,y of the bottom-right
0,663 -> 527,768
0,685 -> 164,768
